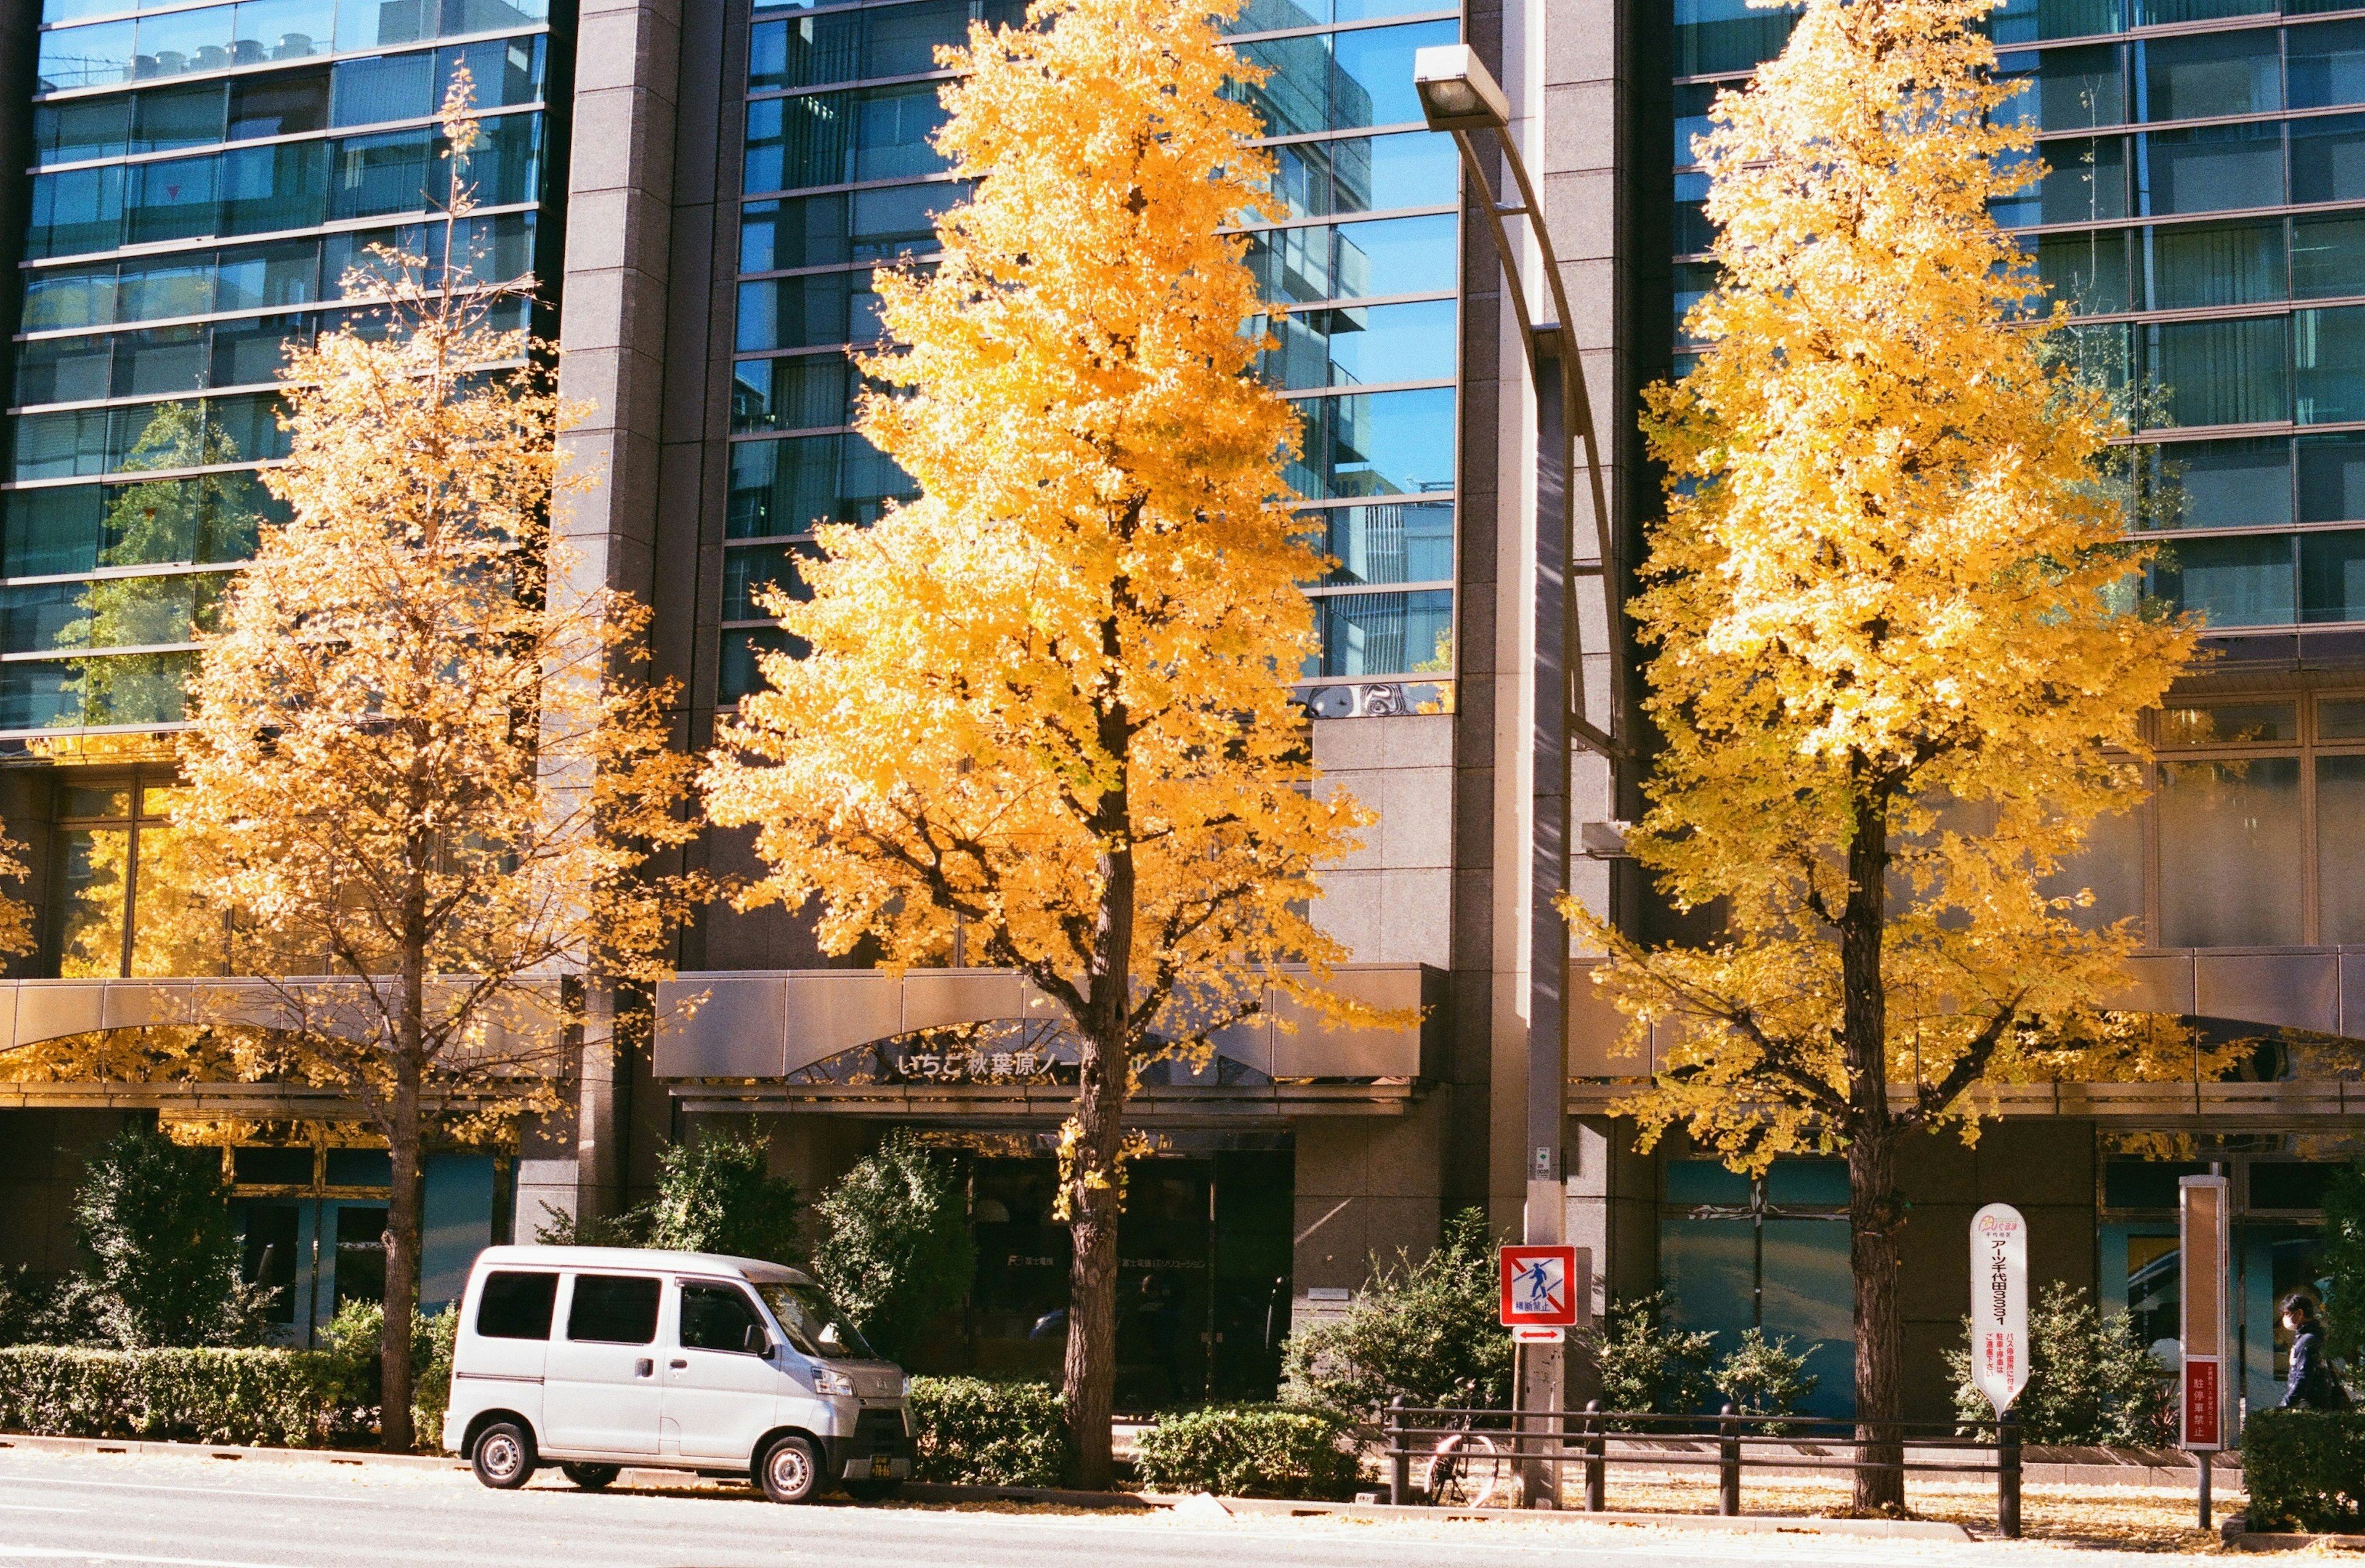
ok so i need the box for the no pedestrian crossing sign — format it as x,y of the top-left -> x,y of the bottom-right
1499,1245 -> 1579,1341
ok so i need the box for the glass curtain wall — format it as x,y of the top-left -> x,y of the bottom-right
719,0 -> 1462,705
1672,1 -> 2365,634
7,0 -> 557,733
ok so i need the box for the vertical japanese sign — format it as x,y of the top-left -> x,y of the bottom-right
2181,1174 -> 2229,1451
1970,1203 -> 2029,1417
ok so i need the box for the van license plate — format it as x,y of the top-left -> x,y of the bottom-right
870,1457 -> 893,1479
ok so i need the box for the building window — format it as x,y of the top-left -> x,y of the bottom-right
49,772 -> 223,976
1657,1157 -> 1854,1417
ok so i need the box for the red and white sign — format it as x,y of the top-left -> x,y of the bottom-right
2181,1175 -> 2230,1452
1970,1203 -> 2029,1418
1500,1245 -> 1579,1329
2183,1357 -> 2222,1448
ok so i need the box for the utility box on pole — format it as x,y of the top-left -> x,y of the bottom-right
2181,1173 -> 2230,1527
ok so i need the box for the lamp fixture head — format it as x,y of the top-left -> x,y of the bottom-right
1413,44 -> 1510,133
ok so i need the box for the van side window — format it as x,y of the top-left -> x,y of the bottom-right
679,1283 -> 768,1356
475,1271 -> 559,1340
567,1274 -> 661,1344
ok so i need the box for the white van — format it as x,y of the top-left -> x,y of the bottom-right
442,1245 -> 913,1503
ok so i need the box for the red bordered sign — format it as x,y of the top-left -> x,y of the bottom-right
1499,1245 -> 1579,1329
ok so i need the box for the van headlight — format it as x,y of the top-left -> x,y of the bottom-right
812,1368 -> 855,1397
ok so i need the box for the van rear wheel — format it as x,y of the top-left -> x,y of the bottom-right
561,1464 -> 619,1491
758,1434 -> 822,1505
471,1422 -> 536,1490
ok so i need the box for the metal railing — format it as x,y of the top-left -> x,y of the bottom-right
1381,1400 -> 2024,1537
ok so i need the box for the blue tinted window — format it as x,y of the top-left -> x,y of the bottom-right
737,270 -> 894,352
36,95 -> 132,164
2151,533 -> 2294,626
1673,0 -> 1798,75
2302,530 -> 2365,623
2139,121 -> 2279,216
2300,432 -> 2365,522
2035,229 -> 2130,313
2138,437 -> 2291,530
1259,298 -> 1455,390
1311,500 -> 1452,585
1287,386 -> 1455,499
134,5 -> 236,80
333,49 -> 436,125
2144,315 -> 2288,428
2138,29 -> 2279,123
127,156 -> 218,244
39,20 -> 137,90
1329,22 -> 1451,129
223,140 -> 329,233
1673,83 -> 1716,166
2290,20 -> 2365,111
1988,0 -> 2123,44
30,166 -> 126,258
1267,132 -> 1455,220
1999,44 -> 2124,132
2144,219 -> 2284,310
2291,114 -> 2365,205
1304,588 -> 1452,677
726,431 -> 913,537
2042,135 -> 2130,223
1245,213 -> 1455,304
2296,304 -> 2365,425
236,0 -> 337,62
730,353 -> 857,433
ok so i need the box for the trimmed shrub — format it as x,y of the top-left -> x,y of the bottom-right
0,1346 -> 373,1448
1575,1292 -> 1716,1425
2242,1408 -> 2365,1532
1714,1327 -> 1817,1431
1282,1208 -> 1512,1422
907,1375 -> 1064,1486
69,1127 -> 277,1348
1944,1282 -> 2172,1445
811,1131 -> 977,1362
320,1299 -> 460,1447
1133,1405 -> 1359,1500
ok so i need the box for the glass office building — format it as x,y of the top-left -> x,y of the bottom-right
1642,0 -> 2365,1422
719,0 -> 1464,712
7,0 -> 557,737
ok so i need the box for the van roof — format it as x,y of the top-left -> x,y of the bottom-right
472,1244 -> 812,1286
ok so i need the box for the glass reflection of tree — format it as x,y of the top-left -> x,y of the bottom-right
52,403 -> 263,727
52,788 -> 227,979
56,825 -> 129,977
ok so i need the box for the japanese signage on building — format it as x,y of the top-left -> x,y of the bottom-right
1970,1202 -> 2029,1418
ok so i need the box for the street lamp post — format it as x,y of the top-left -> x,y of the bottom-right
1414,43 -> 1621,1505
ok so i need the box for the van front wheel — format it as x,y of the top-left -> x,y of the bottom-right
758,1435 -> 822,1505
471,1422 -> 536,1490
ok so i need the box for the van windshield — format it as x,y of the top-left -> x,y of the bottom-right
756,1282 -> 879,1362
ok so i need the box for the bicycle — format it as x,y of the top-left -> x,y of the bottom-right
1420,1387 -> 1516,1507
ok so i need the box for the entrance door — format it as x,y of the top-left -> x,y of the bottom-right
542,1273 -> 665,1456
662,1279 -> 780,1461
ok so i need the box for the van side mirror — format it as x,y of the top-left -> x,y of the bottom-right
743,1322 -> 767,1355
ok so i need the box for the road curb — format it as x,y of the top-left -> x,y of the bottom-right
0,1436 -> 1971,1537
2228,1530 -> 2365,1551
0,1430 -> 465,1471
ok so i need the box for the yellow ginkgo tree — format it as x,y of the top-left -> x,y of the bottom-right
701,0 -> 1375,1486
174,78 -> 702,1451
1572,0 -> 2197,1506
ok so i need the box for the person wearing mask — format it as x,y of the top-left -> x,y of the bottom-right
2281,1295 -> 2350,1410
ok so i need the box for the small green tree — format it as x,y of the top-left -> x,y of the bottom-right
809,1130 -> 976,1360
536,1125 -> 803,1263
1281,1208 -> 1511,1422
1946,1282 -> 2171,1445
70,1125 -> 277,1348
2318,1163 -> 2365,1368
1715,1327 -> 1819,1431
1577,1292 -> 1718,1424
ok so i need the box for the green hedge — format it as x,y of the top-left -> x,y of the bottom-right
906,1375 -> 1065,1486
2243,1409 -> 2365,1532
1133,1405 -> 1359,1500
0,1347 -> 373,1449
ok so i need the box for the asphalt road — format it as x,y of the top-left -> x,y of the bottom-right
0,1447 -> 2207,1568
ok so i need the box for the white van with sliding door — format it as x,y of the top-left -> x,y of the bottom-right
442,1245 -> 912,1503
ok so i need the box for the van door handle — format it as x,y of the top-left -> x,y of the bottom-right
669,1359 -> 688,1370
635,1358 -> 652,1377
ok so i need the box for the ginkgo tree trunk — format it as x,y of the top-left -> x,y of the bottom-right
701,0 -> 1380,1489
1568,0 -> 2199,1511
174,79 -> 701,1452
